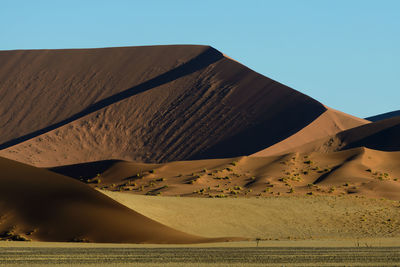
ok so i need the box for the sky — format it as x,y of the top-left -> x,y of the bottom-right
1,0 -> 399,118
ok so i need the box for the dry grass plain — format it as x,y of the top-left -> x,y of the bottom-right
1,243 -> 400,266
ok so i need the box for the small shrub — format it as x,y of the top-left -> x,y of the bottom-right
149,169 -> 155,174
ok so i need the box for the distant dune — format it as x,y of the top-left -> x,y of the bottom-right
0,156 -> 236,243
278,116 -> 400,155
366,110 -> 400,122
251,107 -> 368,157
0,45 -> 363,166
49,147 -> 400,201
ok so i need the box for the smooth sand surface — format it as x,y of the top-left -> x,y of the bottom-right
0,156 -> 237,244
279,116 -> 400,155
100,192 -> 400,240
251,108 -> 368,157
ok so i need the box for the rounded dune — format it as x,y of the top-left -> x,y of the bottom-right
0,156 -> 238,243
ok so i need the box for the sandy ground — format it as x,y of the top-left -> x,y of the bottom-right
100,191 -> 400,240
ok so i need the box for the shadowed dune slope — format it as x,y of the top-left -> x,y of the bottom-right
280,116 -> 400,155
0,156 -> 235,243
366,110 -> 400,122
0,45 -> 363,166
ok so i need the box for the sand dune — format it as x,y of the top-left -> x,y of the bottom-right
278,116 -> 400,155
0,156 -> 236,243
251,108 -> 368,157
49,147 -> 400,201
366,110 -> 400,122
1,45 -> 399,245
0,45 -> 363,167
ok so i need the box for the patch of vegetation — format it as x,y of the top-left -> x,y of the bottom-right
0,230 -> 30,241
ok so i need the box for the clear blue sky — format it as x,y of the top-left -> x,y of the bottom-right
1,0 -> 399,118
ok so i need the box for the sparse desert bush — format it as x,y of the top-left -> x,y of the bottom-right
149,169 -> 155,174
230,161 -> 237,166
304,160 -> 312,164
86,177 -> 101,184
156,178 -> 165,182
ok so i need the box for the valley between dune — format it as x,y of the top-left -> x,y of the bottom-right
101,191 -> 400,241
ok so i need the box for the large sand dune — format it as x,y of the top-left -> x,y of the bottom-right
0,156 -> 236,243
0,45 -> 364,166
